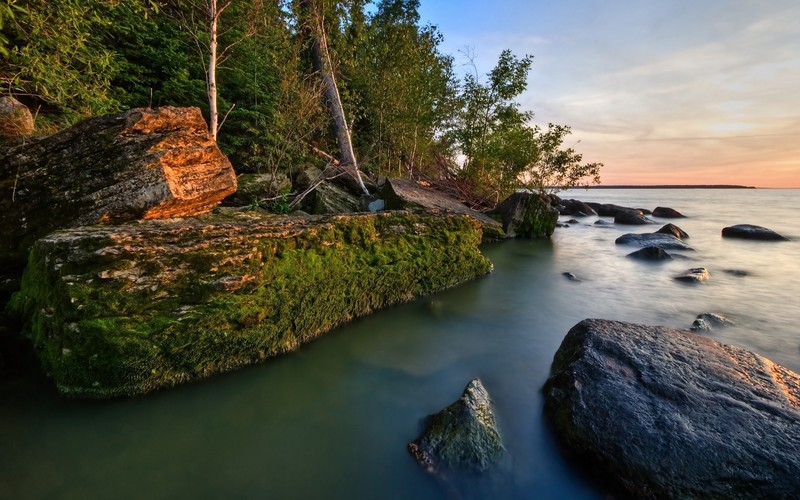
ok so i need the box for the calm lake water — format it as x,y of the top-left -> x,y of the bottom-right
1,189 -> 798,499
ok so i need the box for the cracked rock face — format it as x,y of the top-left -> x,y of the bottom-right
0,106 -> 236,271
544,318 -> 800,499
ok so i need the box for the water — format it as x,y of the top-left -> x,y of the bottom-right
1,189 -> 798,499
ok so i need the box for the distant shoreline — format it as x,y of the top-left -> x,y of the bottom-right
586,185 -> 757,189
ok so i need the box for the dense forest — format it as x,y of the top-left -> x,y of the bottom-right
0,0 -> 601,206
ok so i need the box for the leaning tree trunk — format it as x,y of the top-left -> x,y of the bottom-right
300,0 -> 369,196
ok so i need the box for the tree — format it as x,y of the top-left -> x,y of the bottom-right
298,0 -> 369,196
521,123 -> 602,195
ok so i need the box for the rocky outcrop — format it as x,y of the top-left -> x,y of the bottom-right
8,210 -> 492,397
489,192 -> 558,238
691,312 -> 735,332
0,96 -> 34,141
626,246 -> 672,261
674,267 -> 710,282
309,181 -> 361,214
232,172 -> 292,206
615,232 -> 693,250
0,106 -> 237,272
408,379 -> 505,475
614,209 -> 652,225
652,206 -> 685,218
382,178 -> 504,239
722,224 -> 789,241
559,199 -> 597,216
544,318 -> 800,499
655,223 -> 689,239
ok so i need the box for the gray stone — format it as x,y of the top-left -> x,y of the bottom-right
409,379 -> 505,475
652,206 -> 686,218
722,224 -> 789,241
233,172 -> 292,206
559,199 -> 597,216
615,232 -> 694,250
691,313 -> 735,332
544,318 -> 800,499
367,198 -> 386,212
626,246 -> 672,261
656,223 -> 689,239
614,209 -> 652,225
674,267 -> 710,282
310,181 -> 361,214
489,191 -> 559,239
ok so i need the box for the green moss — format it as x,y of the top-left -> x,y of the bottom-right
10,212 -> 492,397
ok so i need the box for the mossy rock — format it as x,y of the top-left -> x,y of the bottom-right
8,210 -> 492,397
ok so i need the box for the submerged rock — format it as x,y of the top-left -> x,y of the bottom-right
652,206 -> 686,218
626,246 -> 672,261
655,223 -> 689,239
615,232 -> 693,250
8,211 -> 492,397
674,267 -> 710,282
0,106 -> 237,272
722,224 -> 789,241
408,379 -> 505,475
544,318 -> 800,499
691,313 -> 735,332
562,272 -> 581,281
489,192 -> 559,239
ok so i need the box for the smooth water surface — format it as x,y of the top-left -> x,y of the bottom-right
1,189 -> 798,499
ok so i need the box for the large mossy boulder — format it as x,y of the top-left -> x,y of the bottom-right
8,210 -> 492,398
544,319 -> 800,499
382,179 -> 504,240
409,379 -> 505,475
0,106 -> 237,273
489,191 -> 558,238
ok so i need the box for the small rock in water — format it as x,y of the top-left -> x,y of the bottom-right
674,267 -> 710,283
627,246 -> 672,261
614,209 -> 652,225
722,224 -> 789,241
723,269 -> 749,277
616,232 -> 694,250
408,379 -> 506,475
566,219 -> 580,225
691,313 -> 735,332
562,272 -> 581,281
652,206 -> 686,218
594,220 -> 612,226
656,223 -> 689,240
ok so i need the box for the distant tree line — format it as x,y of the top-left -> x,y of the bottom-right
0,0 -> 601,203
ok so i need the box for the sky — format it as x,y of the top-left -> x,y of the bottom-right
417,0 -> 800,188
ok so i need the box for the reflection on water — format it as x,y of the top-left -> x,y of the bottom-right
1,189 -> 798,499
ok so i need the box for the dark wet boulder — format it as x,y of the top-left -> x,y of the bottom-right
544,318 -> 800,499
674,267 -> 710,282
615,232 -> 693,250
722,224 -> 789,241
562,272 -> 581,281
593,220 -> 612,227
656,223 -> 689,239
585,202 -> 638,217
409,379 -> 505,475
652,206 -> 685,218
559,199 -> 597,216
566,219 -> 580,225
614,209 -> 652,225
489,192 -> 558,239
627,246 -> 672,261
691,313 -> 735,332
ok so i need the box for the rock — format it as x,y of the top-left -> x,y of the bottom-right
615,232 -> 694,250
724,269 -> 749,277
367,199 -> 385,212
614,209 -> 652,225
293,164 -> 325,188
0,96 -> 34,141
652,206 -> 686,218
656,223 -> 689,239
233,172 -> 292,206
382,178 -> 504,239
674,267 -> 710,282
543,318 -> 800,499
309,181 -> 361,214
559,199 -> 597,216
0,106 -> 237,273
593,220 -> 612,227
562,272 -> 581,281
489,191 -> 559,239
8,210 -> 492,397
691,313 -> 735,332
722,224 -> 789,241
585,202 -> 638,217
627,246 -> 673,261
566,219 -> 580,225
408,379 -> 505,475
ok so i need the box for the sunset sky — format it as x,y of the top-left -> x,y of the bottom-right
419,0 -> 800,188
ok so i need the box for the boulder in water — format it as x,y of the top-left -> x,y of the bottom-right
614,209 -> 652,225
544,318 -> 800,499
627,246 -> 672,261
652,206 -> 686,218
615,232 -> 693,250
674,267 -> 710,282
408,379 -> 506,475
489,192 -> 558,239
656,223 -> 689,239
722,224 -> 789,241
559,199 -> 597,216
691,313 -> 735,332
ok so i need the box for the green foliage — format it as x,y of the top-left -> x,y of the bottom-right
522,123 -> 602,195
